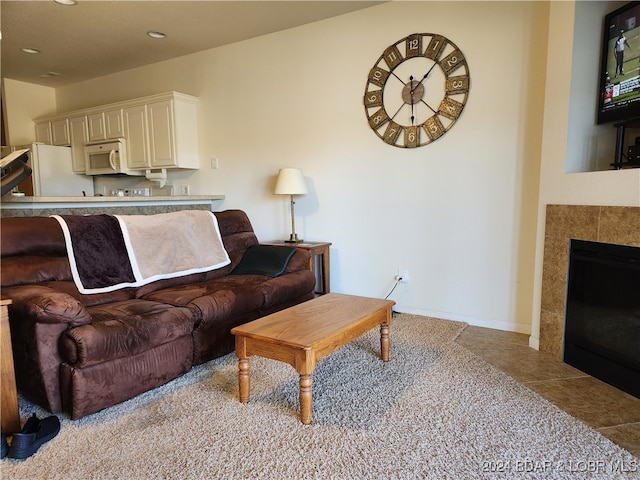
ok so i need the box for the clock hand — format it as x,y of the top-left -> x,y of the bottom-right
411,61 -> 439,94
420,98 -> 438,115
389,70 -> 405,85
410,75 -> 415,125
389,102 -> 405,122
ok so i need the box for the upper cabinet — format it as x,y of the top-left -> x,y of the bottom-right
87,113 -> 106,142
34,92 -> 199,171
123,105 -> 149,170
147,97 -> 198,169
88,110 -> 125,142
35,119 -> 72,146
105,109 -> 125,139
51,119 -> 70,146
35,122 -> 52,144
68,115 -> 89,173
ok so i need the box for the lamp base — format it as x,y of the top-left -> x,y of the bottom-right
285,233 -> 302,243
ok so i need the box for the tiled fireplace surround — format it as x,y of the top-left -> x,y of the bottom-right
539,205 -> 640,358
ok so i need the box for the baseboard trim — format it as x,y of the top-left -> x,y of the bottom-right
392,305 -> 531,335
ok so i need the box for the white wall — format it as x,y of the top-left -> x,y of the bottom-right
13,2 -> 550,334
1,79 -> 56,145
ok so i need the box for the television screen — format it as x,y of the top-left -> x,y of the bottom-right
598,1 -> 640,125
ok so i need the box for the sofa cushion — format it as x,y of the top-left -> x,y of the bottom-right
140,276 -> 266,325
58,300 -> 195,368
0,217 -> 66,257
41,281 -> 136,307
254,269 -> 317,309
232,245 -> 296,277
1,256 -> 72,287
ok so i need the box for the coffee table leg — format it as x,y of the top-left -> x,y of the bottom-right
380,323 -> 390,361
299,374 -> 312,424
238,358 -> 250,403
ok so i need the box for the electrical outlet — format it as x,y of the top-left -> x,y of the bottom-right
180,184 -> 190,196
211,157 -> 218,169
397,269 -> 409,283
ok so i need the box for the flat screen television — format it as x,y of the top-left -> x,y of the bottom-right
597,1 -> 640,125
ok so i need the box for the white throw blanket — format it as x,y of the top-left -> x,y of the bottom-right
53,210 -> 230,294
116,210 -> 230,283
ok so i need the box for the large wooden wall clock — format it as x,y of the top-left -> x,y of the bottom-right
364,33 -> 470,148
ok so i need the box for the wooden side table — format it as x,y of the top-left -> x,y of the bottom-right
262,241 -> 331,295
1,297 -> 20,435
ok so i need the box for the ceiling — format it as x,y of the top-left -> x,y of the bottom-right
0,0 -> 381,88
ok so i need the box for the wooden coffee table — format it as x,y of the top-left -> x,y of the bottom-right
231,293 -> 395,424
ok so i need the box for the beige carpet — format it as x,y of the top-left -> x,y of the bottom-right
1,314 -> 637,479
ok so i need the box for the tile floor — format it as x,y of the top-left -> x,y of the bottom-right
455,325 -> 640,458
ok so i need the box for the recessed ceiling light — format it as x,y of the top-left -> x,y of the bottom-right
54,0 -> 78,5
147,31 -> 166,39
40,72 -> 62,78
21,47 -> 41,54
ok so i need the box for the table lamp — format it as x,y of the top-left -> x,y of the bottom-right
274,167 -> 308,243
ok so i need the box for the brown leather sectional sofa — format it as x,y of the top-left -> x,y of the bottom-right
1,209 -> 316,419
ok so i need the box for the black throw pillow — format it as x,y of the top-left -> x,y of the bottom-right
232,245 -> 297,277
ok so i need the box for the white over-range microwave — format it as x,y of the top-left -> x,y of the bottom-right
84,139 -> 142,176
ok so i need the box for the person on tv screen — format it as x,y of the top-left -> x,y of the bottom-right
603,72 -> 613,104
614,30 -> 630,77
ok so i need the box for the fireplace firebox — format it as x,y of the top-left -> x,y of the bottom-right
564,240 -> 640,399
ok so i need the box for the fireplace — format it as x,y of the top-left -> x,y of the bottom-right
564,240 -> 640,398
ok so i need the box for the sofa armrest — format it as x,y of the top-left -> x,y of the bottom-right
4,285 -> 91,327
285,248 -> 312,273
4,284 -> 90,414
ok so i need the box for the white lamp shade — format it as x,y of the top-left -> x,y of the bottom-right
274,168 -> 308,195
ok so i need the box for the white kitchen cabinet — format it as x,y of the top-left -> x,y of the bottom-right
105,109 -> 124,139
68,115 -> 89,173
51,119 -> 70,146
147,100 -> 175,168
87,113 -> 106,142
126,94 -> 199,170
148,96 -> 198,169
34,92 -> 199,170
35,122 -> 52,144
87,109 -> 123,142
123,105 -> 149,170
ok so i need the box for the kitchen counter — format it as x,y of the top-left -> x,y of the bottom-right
0,195 -> 225,217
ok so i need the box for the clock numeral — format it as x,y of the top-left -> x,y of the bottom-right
439,49 -> 466,75
368,67 -> 390,88
445,75 -> 469,95
438,97 -> 464,120
424,35 -> 446,61
368,108 -> 390,129
405,126 -> 419,148
383,45 -> 403,70
383,122 -> 402,145
422,115 -> 445,141
363,89 -> 384,108
405,34 -> 422,58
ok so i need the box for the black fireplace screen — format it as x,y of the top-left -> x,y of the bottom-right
564,239 -> 640,399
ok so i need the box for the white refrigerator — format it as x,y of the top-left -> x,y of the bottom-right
4,143 -> 94,196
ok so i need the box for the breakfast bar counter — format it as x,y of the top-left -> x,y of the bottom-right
0,195 -> 225,217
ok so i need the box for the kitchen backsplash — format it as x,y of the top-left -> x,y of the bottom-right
94,176 -> 174,197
